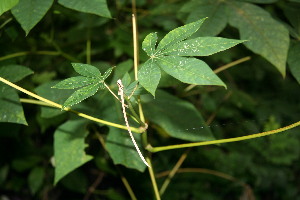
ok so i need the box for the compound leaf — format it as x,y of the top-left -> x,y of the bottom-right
58,0 -> 111,18
54,120 -> 92,184
228,1 -> 289,76
138,60 -> 161,96
52,76 -> 96,89
11,0 -> 53,35
164,37 -> 244,56
142,32 -> 158,56
72,63 -> 101,78
157,56 -> 225,87
0,0 -> 18,16
156,18 -> 206,52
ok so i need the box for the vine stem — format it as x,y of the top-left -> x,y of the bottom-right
147,120 -> 300,153
0,77 -> 141,133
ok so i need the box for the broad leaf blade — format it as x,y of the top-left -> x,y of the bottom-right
181,0 -> 228,37
228,1 -> 289,76
0,85 -> 27,125
142,90 -> 214,142
54,120 -> 93,184
63,82 -> 101,108
156,18 -> 206,53
58,0 -> 111,18
288,42 -> 300,85
164,37 -> 244,56
52,76 -> 95,89
142,32 -> 158,56
72,63 -> 101,78
0,0 -> 18,16
0,65 -> 33,82
138,60 -> 161,96
11,0 -> 54,35
157,56 -> 225,87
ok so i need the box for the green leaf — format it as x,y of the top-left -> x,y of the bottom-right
0,65 -> 33,82
58,0 -> 111,18
63,82 -> 101,108
11,0 -> 54,35
28,167 -> 44,194
156,18 -> 206,52
72,63 -> 101,78
228,1 -> 289,76
0,0 -> 18,16
142,32 -> 158,56
102,67 -> 114,80
238,0 -> 278,3
163,37 -> 244,56
181,0 -> 228,37
138,60 -> 161,96
157,56 -> 225,87
288,42 -> 300,84
142,90 -> 214,142
54,120 -> 93,184
52,76 -> 96,89
0,85 -> 27,125
35,81 -> 73,118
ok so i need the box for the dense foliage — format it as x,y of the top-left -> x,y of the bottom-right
0,0 -> 300,199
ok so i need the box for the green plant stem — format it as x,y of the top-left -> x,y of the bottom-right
146,157 -> 161,200
184,56 -> 251,92
0,17 -> 13,29
0,77 -> 141,133
147,120 -> 300,153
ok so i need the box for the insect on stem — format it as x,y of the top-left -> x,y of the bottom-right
117,79 -> 150,167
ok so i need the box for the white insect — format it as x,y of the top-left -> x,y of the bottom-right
117,79 -> 150,167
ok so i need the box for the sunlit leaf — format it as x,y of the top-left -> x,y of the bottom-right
58,0 -> 111,18
72,63 -> 101,78
0,0 -> 19,16
52,76 -> 96,89
102,67 -> 114,80
164,37 -> 244,56
138,60 -> 161,96
142,32 -> 158,56
228,1 -> 289,76
157,56 -> 225,87
11,0 -> 54,35
54,120 -> 92,184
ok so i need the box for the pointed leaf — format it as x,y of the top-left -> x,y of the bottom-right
0,0 -> 19,16
58,0 -> 111,18
72,63 -> 101,78
0,85 -> 27,125
52,76 -> 96,89
102,67 -> 113,80
142,32 -> 158,56
228,1 -> 289,76
156,56 -> 225,87
164,37 -> 244,56
138,60 -> 161,96
156,18 -> 206,52
54,120 -> 93,184
288,42 -> 300,85
11,0 -> 54,35
28,167 -> 45,194
63,82 -> 101,108
142,90 -> 214,142
181,0 -> 228,37
0,65 -> 33,82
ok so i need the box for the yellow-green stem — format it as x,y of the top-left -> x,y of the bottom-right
147,120 -> 300,152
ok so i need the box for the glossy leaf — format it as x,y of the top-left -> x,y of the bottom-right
228,1 -> 289,76
0,65 -> 33,82
72,63 -> 101,78
62,82 -> 101,108
11,0 -> 54,35
156,18 -> 206,52
181,0 -> 228,36
164,37 -> 244,56
52,76 -> 96,89
0,0 -> 18,16
142,90 -> 214,142
142,32 -> 158,56
54,120 -> 92,184
58,0 -> 111,18
288,42 -> 300,84
138,60 -> 161,96
157,56 -> 225,87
